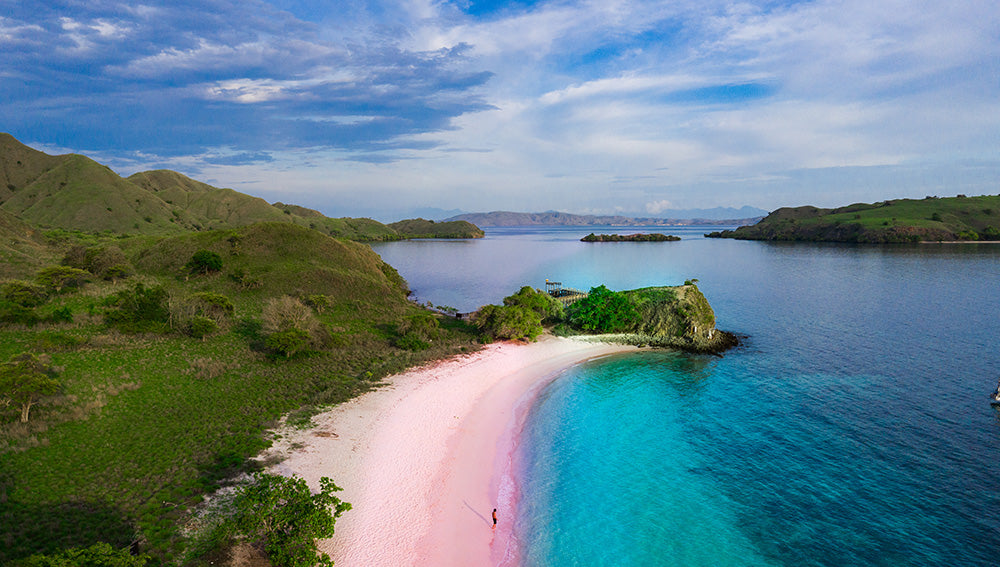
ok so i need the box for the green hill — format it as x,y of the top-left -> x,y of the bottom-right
386,218 -> 484,238
3,154 -> 191,235
707,194 -> 1000,243
0,134 -> 480,242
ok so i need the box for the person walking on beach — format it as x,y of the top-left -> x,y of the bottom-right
492,508 -> 497,529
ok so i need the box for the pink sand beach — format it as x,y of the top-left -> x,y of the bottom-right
264,336 -> 635,566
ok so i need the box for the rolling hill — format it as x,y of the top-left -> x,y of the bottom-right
0,133 -> 481,241
707,195 -> 1000,243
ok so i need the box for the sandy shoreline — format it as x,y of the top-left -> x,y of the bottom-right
262,336 -> 636,566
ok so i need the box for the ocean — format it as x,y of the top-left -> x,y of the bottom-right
370,227 -> 1000,566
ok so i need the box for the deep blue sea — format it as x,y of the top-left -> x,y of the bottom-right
371,227 -> 1000,566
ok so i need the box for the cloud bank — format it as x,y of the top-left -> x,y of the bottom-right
4,0 -> 999,218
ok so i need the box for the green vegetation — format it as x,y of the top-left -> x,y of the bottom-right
567,285 -> 638,332
386,218 -> 485,239
13,542 -> 150,567
0,352 -> 60,423
0,134 -> 482,242
707,194 -> 1000,243
0,221 -> 480,565
581,233 -> 680,242
218,474 -> 349,567
473,286 -> 565,342
473,283 -> 734,352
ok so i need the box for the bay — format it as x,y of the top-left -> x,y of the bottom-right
370,228 -> 1000,566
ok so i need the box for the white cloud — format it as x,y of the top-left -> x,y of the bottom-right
645,199 -> 673,214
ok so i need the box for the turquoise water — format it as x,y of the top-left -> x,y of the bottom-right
371,228 -> 1000,566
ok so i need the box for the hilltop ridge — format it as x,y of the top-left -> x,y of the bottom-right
0,133 -> 482,241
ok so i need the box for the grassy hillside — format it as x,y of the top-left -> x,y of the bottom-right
3,155 -> 192,235
708,194 -> 1000,243
1,134 -> 480,242
0,209 -> 55,279
386,218 -> 484,238
0,222 -> 480,565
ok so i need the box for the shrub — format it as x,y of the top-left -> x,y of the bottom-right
302,294 -> 331,313
229,268 -> 263,290
394,332 -> 430,351
473,304 -> 542,341
502,286 -> 564,322
185,250 -> 223,275
188,316 -> 219,340
104,283 -> 170,333
0,302 -> 39,326
35,266 -> 89,294
567,285 -> 638,333
956,230 -> 979,241
47,306 -> 73,324
1,281 -> 48,307
262,296 -> 329,356
101,263 -> 134,282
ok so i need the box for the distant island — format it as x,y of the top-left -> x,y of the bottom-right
581,233 -> 680,242
445,210 -> 764,227
706,195 -> 1000,243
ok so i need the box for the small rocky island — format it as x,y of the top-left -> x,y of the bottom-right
581,233 -> 680,242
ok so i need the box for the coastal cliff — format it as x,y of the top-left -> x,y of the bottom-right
613,285 -> 739,353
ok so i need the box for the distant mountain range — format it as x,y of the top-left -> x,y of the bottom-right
444,209 -> 765,227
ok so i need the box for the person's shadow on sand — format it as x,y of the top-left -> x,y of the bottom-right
463,500 -> 492,527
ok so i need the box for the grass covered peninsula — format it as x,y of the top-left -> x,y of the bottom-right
707,194 -> 1000,243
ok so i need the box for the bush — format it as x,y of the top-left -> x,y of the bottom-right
261,296 -> 329,353
301,294 -> 331,314
35,266 -> 89,294
104,283 -> 171,333
473,304 -> 542,341
503,286 -> 564,322
395,332 -> 430,351
1,281 -> 48,307
265,328 -> 311,358
188,316 -> 219,340
567,285 -> 638,333
0,301 -> 39,326
101,263 -> 134,282
185,250 -> 223,275
47,306 -> 73,324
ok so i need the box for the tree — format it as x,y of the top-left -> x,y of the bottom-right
228,473 -> 351,567
185,250 -> 223,275
0,352 -> 60,423
567,285 -> 638,333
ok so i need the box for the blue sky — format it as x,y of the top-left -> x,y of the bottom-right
3,0 -> 999,220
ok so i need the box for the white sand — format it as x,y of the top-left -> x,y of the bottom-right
263,336 -> 635,567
